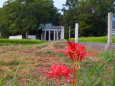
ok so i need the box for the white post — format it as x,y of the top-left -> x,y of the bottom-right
56,31 -> 59,40
69,26 -> 71,39
49,30 -> 51,41
54,30 -> 55,41
61,26 -> 64,40
75,23 -> 78,43
44,30 -> 46,40
107,12 -> 113,45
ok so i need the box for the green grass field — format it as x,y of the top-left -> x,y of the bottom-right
0,36 -> 115,45
69,36 -> 115,43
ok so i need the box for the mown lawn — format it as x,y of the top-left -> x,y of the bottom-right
0,41 -> 114,86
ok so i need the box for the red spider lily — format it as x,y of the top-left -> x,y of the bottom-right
40,64 -> 72,81
53,41 -> 96,62
52,41 -> 96,86
64,41 -> 87,62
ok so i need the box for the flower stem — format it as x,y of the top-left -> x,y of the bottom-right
56,77 -> 60,86
72,62 -> 78,86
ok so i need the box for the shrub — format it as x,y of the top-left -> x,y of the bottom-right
0,39 -> 44,44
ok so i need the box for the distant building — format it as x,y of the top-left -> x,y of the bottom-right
39,23 -> 64,41
112,14 -> 115,35
112,14 -> 115,29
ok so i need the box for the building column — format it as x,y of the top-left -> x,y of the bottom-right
56,31 -> 59,40
54,30 -> 55,41
41,34 -> 42,40
69,26 -> 71,39
44,30 -> 46,40
59,31 -> 61,40
61,26 -> 64,40
75,23 -> 78,43
107,12 -> 113,45
49,30 -> 51,41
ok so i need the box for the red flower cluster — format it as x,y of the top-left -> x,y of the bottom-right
65,41 -> 86,62
40,64 -> 71,80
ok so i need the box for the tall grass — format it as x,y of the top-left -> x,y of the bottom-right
69,36 -> 115,43
0,39 -> 44,44
0,74 -> 9,86
0,56 -> 113,86
113,64 -> 115,86
0,43 -> 114,86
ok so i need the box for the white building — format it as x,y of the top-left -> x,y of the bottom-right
40,24 -> 64,41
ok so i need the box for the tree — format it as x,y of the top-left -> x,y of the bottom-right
62,0 -> 115,37
0,0 -> 60,38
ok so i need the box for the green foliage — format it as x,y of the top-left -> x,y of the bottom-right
99,52 -> 115,60
0,74 -> 9,86
62,0 -> 115,37
0,39 -> 44,44
0,0 -> 60,38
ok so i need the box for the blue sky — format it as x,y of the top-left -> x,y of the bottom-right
0,0 -> 66,9
53,0 -> 66,9
0,0 -> 7,7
